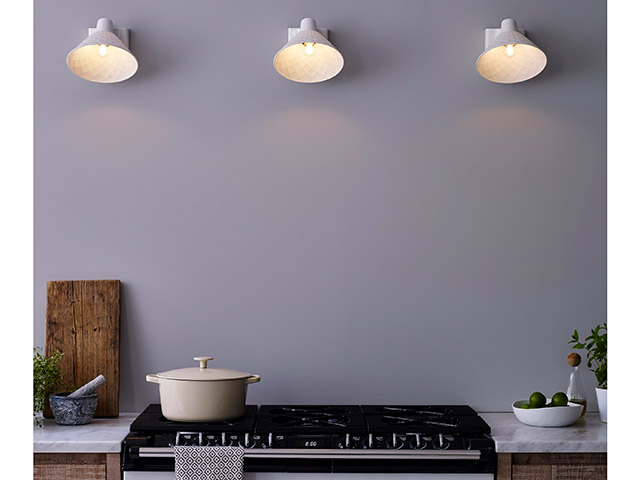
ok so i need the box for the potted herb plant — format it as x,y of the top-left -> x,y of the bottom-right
33,347 -> 65,427
568,323 -> 607,422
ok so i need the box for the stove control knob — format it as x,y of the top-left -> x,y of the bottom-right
385,434 -> 404,450
339,434 -> 365,449
242,433 -> 256,449
433,433 -> 449,450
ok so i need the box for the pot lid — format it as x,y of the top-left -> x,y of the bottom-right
156,357 -> 252,381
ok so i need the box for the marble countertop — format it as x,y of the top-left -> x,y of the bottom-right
480,412 -> 607,453
34,412 -> 607,454
33,413 -> 138,453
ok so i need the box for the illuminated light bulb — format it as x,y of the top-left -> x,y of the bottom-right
303,42 -> 315,56
505,44 -> 515,57
98,44 -> 108,57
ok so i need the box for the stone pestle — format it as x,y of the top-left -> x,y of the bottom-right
68,374 -> 107,398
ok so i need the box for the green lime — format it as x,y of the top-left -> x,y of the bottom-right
519,403 -> 531,409
529,392 -> 546,409
551,392 -> 568,407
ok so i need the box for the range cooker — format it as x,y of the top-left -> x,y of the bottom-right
123,404 -> 496,479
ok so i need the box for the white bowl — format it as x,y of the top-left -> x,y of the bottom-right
512,399 -> 582,427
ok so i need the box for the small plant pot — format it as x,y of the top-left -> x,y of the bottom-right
595,387 -> 607,423
49,392 -> 98,425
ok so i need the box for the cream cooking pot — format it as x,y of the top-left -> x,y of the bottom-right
146,356 -> 260,422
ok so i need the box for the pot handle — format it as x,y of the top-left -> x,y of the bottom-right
146,374 -> 160,384
246,375 -> 261,384
194,356 -> 214,369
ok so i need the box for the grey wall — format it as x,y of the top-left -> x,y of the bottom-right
34,0 -> 606,413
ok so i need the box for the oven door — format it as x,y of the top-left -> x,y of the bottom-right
124,474 -> 494,480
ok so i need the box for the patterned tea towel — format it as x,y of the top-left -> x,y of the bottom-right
174,446 -> 244,480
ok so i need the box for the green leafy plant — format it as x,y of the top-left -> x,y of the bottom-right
33,347 -> 66,427
568,323 -> 607,389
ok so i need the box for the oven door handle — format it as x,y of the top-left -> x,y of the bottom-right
136,447 -> 482,460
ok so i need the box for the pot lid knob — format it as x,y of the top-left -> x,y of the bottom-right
194,356 -> 214,369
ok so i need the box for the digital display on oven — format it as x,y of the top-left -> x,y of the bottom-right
289,435 -> 331,449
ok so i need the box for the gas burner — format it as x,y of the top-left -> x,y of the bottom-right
272,416 -> 349,428
361,405 -> 491,435
269,406 -> 352,416
269,407 -> 352,428
256,405 -> 368,434
381,406 -> 446,417
381,414 -> 459,428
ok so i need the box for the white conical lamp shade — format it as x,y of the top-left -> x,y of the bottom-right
67,18 -> 138,83
476,18 -> 547,84
273,18 -> 344,83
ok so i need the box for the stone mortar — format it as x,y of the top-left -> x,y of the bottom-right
49,392 -> 99,425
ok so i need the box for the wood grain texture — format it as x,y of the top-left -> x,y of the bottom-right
33,453 -> 115,480
513,464 -> 552,480
498,453 -> 513,480
66,453 -> 106,464
66,464 -> 106,480
34,464 -> 66,480
45,280 -> 121,417
34,453 -> 106,464
513,453 -> 607,465
552,465 -> 606,480
34,453 -> 67,464
106,453 -> 121,480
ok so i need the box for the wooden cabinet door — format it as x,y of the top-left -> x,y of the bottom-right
34,453 -> 120,480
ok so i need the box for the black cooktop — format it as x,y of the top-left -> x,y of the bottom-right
130,404 -> 258,433
129,404 -> 490,435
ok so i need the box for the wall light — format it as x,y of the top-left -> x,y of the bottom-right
476,18 -> 547,84
273,17 -> 344,83
67,18 -> 138,83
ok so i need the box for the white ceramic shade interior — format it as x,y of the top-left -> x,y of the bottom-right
274,18 -> 344,83
476,18 -> 547,84
67,18 -> 138,83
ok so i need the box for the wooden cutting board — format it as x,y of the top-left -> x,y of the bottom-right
45,280 -> 121,417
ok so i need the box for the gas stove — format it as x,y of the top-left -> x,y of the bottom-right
123,404 -> 496,478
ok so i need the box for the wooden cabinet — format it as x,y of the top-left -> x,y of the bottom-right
34,453 -> 120,480
498,453 -> 606,480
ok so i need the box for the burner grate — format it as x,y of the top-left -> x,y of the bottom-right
256,405 -> 367,434
362,405 -> 491,435
270,406 -> 352,428
381,414 -> 460,428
